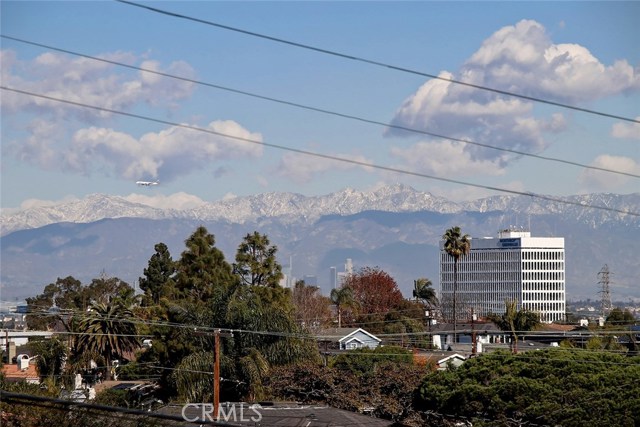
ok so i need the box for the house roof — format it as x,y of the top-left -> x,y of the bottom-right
160,402 -> 393,426
430,321 -> 503,334
413,350 -> 467,365
1,363 -> 39,381
539,323 -> 576,332
315,328 -> 381,342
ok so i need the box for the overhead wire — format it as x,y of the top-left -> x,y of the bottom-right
2,35 -> 637,180
0,391 -> 230,425
2,86 -> 638,218
115,0 -> 640,125
22,302 -> 639,356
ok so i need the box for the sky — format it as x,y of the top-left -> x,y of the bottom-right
1,1 -> 639,214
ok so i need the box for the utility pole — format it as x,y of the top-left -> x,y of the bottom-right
214,330 -> 220,419
212,329 -> 233,420
195,329 -> 232,421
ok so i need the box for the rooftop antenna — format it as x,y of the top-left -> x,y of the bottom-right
597,264 -> 613,318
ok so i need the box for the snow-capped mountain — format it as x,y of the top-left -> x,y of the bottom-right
2,185 -> 638,236
1,185 -> 638,302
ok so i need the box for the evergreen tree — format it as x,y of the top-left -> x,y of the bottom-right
175,226 -> 235,302
26,276 -> 84,330
234,231 -> 283,287
139,242 -> 176,305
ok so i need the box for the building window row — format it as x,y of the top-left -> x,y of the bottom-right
523,282 -> 564,291
523,271 -> 564,281
522,261 -> 564,271
441,272 -> 522,283
522,251 -> 563,261
523,291 -> 564,301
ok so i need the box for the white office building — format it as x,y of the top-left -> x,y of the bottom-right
440,229 -> 565,322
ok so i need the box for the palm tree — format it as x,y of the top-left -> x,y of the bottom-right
330,286 -> 355,328
413,278 -> 438,308
75,301 -> 139,380
443,226 -> 471,344
32,336 -> 68,385
489,299 -> 540,353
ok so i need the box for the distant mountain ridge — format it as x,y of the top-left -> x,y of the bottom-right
2,185 -> 638,236
1,185 -> 639,302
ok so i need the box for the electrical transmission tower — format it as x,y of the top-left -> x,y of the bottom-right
597,264 -> 613,318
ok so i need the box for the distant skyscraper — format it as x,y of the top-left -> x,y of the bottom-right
345,258 -> 353,275
440,229 -> 565,323
330,267 -> 337,289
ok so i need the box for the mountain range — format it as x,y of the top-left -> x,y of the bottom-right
1,184 -> 639,302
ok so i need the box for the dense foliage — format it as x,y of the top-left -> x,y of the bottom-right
416,349 -> 640,427
134,227 -> 319,403
268,350 -> 425,421
10,225 -> 638,427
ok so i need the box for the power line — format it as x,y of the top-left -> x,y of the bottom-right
4,36 -> 638,180
115,0 -> 639,125
0,391 -> 232,425
2,35 -> 637,180
2,86 -> 638,218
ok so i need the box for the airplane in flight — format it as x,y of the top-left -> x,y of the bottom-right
136,180 -> 159,186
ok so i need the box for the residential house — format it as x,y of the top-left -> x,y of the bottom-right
1,354 -> 39,384
413,350 -> 467,371
429,320 -> 507,350
316,328 -> 381,351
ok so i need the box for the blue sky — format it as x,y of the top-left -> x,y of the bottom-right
1,1 -> 638,213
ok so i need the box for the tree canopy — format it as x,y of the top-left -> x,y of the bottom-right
138,242 -> 176,305
234,231 -> 283,287
417,349 -> 640,427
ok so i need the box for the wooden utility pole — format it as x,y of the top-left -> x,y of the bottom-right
195,328 -> 232,421
214,330 -> 233,420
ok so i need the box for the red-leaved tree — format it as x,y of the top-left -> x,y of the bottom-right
343,267 -> 405,329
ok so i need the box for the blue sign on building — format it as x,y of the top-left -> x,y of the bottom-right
499,238 -> 521,247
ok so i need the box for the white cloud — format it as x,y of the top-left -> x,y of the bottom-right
124,192 -> 205,210
390,140 -> 507,177
611,119 -> 640,140
467,20 -> 639,101
578,155 -> 639,190
62,121 -> 263,181
0,49 -> 195,118
388,19 -> 637,176
276,150 -> 373,183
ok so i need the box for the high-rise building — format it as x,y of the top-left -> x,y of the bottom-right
330,258 -> 355,290
330,267 -> 337,289
440,229 -> 565,323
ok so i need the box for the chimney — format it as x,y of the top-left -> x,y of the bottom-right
7,341 -> 16,363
